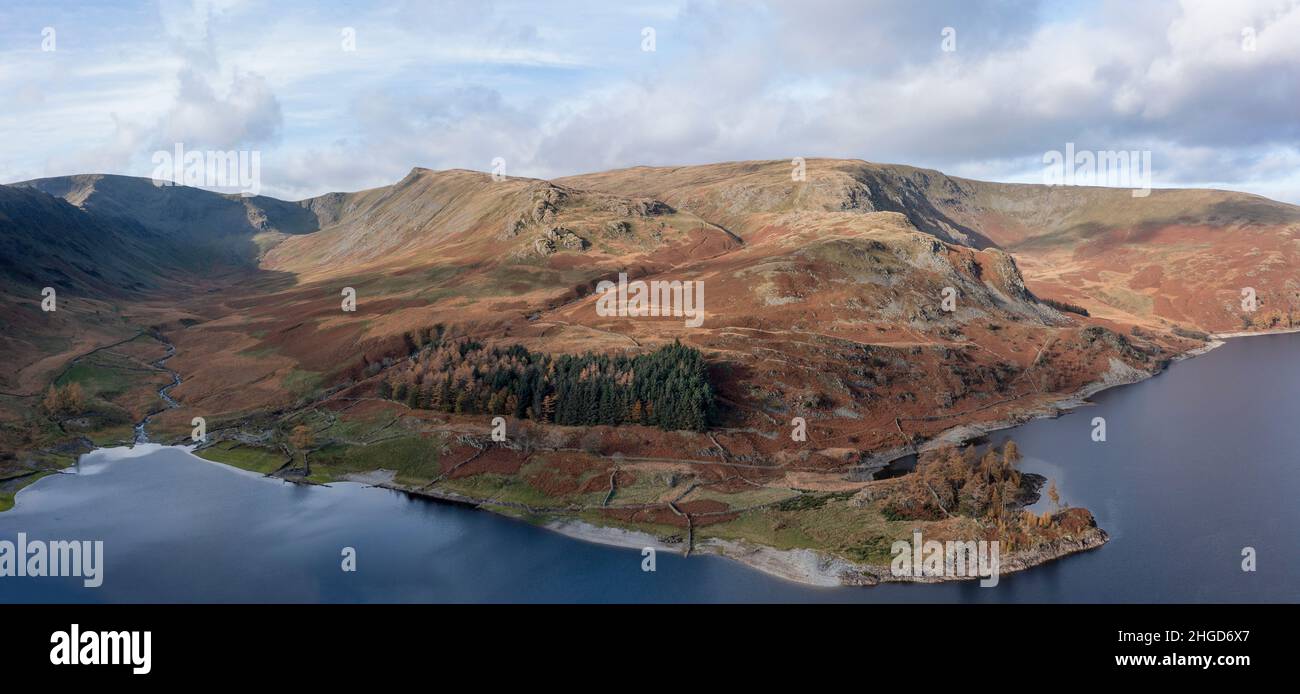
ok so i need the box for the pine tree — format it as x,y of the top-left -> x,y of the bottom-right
440,378 -> 454,413
428,378 -> 444,411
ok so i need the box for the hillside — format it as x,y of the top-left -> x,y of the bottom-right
0,184 -> 176,295
16,173 -> 326,269
8,157 -> 1279,440
10,157 -> 1288,582
563,159 -> 1300,332
262,167 -> 739,279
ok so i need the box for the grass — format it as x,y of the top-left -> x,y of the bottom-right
1094,284 -> 1155,317
685,485 -> 801,508
195,441 -> 286,475
309,435 -> 444,486
772,490 -> 856,512
320,411 -> 399,443
56,353 -> 153,400
46,345 -> 170,444
281,369 -> 324,399
238,345 -> 278,358
435,473 -> 566,509
0,470 -> 61,513
697,508 -> 820,550
599,471 -> 674,505
696,495 -> 912,564
86,424 -> 135,447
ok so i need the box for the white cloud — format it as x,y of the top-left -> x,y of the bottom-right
1,0 -> 1298,204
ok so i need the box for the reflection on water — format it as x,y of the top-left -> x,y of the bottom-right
2,334 -> 1298,603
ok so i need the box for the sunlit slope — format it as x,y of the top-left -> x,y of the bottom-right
564,159 -> 1300,331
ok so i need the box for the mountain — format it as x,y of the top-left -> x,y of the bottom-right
560,159 -> 1000,249
9,157 -> 1297,578
0,183 -> 177,295
19,159 -> 1295,334
563,159 -> 1300,332
0,185 -> 170,395
7,156 -> 1289,582
260,167 -> 739,280
2,158 -> 1296,453
0,175 -> 320,397
16,173 -> 325,271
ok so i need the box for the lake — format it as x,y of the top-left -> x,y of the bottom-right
2,333 -> 1297,603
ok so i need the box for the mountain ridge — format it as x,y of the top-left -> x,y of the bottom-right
8,157 -> 1300,334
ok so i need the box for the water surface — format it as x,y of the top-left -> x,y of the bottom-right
2,333 -> 1297,603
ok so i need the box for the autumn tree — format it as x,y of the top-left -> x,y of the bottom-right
41,382 -> 86,416
41,385 -> 60,414
289,424 -> 314,451
882,441 -> 1031,523
372,337 -> 715,431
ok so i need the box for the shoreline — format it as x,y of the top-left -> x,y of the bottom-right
534,329 -> 1289,586
914,334 -> 1225,457
10,327 -> 1294,590
546,518 -> 1111,587
1211,326 -> 1300,339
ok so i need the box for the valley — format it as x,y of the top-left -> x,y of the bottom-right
3,158 -> 1297,583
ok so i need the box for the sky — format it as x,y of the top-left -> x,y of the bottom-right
0,0 -> 1298,202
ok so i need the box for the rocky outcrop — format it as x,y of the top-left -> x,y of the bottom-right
597,197 -> 674,217
532,226 -> 589,256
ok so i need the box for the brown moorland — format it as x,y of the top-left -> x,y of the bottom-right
3,157 -> 1295,581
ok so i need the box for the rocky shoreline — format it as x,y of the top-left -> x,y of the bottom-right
19,329 -> 1283,591
534,334 -> 1242,587
914,335 -> 1226,458
546,518 -> 1110,587
170,331 -> 1229,587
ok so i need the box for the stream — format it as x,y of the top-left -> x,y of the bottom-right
132,338 -> 181,444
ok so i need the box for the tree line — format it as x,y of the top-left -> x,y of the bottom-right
882,441 -> 1026,523
376,337 -> 715,431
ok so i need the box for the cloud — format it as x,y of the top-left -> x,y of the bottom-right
769,0 -> 1044,70
517,0 -> 1300,197
2,0 -> 1298,203
155,67 -> 282,149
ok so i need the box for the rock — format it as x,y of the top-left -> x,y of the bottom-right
598,197 -> 674,217
603,220 -> 632,237
532,227 -> 589,256
501,216 -> 527,239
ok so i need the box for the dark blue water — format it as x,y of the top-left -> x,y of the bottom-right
2,333 -> 1297,603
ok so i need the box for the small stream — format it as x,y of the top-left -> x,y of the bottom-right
132,339 -> 181,444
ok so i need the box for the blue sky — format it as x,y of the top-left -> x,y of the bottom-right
1,0 -> 1298,202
